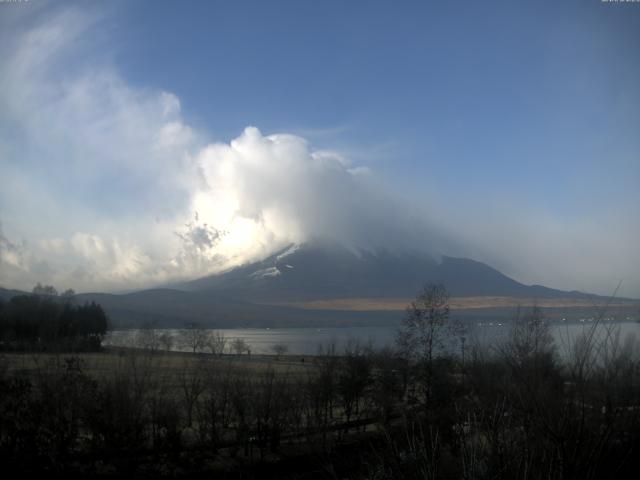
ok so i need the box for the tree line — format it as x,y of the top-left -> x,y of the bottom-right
0,284 -> 109,351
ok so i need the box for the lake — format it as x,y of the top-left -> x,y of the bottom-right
103,319 -> 640,357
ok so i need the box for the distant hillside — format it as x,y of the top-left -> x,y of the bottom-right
72,289 -> 395,329
0,287 -> 26,302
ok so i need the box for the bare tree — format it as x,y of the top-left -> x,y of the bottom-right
135,322 -> 169,353
158,331 -> 173,352
232,337 -> 250,355
135,328 -> 161,353
270,343 -> 288,359
178,359 -> 204,428
32,283 -> 58,297
196,365 -> 235,452
502,304 -> 555,364
61,289 -> 75,302
396,283 -> 457,404
338,340 -> 372,431
205,330 -> 227,355
397,283 -> 452,365
180,322 -> 208,353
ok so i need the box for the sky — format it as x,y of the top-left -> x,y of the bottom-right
0,0 -> 639,297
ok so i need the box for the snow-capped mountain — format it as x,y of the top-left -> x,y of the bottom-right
3,243 -> 612,329
181,242 -> 581,302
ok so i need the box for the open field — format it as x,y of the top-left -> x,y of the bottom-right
1,347 -> 314,380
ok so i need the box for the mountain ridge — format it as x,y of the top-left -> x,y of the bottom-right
180,242 -> 596,302
2,243 -> 636,328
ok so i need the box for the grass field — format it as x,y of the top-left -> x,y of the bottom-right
1,347 -> 314,380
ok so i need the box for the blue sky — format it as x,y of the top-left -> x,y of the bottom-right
0,0 -> 639,296
115,0 -> 640,198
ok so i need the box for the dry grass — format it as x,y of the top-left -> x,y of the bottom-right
272,296 -> 639,311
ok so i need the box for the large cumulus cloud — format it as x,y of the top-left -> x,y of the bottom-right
191,127 -> 445,265
0,5 -> 441,292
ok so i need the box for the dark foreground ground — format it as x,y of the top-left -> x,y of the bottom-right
2,319 -> 640,480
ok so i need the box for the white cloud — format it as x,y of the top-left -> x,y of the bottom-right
39,238 -> 66,254
0,226 -> 27,270
0,7 -> 204,291
1,6 -> 430,292
191,126 -> 447,267
0,4 -> 637,298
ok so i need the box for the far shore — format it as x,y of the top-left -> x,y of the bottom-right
271,296 -> 640,311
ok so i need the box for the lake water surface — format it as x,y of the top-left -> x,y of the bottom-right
104,320 -> 640,357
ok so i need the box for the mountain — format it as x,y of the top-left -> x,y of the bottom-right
3,243 -> 633,328
181,242 -> 586,302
